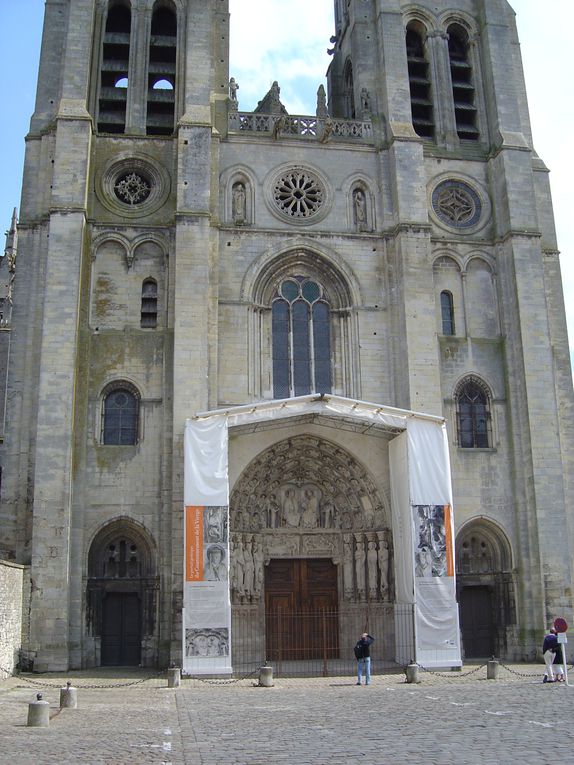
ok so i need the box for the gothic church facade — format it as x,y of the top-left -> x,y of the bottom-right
1,0 -> 573,671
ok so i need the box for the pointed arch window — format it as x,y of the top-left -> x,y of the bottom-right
455,378 -> 491,448
448,25 -> 479,140
440,290 -> 455,335
343,61 -> 355,119
147,3 -> 177,136
272,277 -> 332,398
102,383 -> 140,445
98,2 -> 131,134
406,25 -> 434,139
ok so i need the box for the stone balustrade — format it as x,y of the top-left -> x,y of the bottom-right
228,112 -> 373,142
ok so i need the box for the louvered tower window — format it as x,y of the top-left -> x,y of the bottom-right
406,25 -> 434,139
140,279 -> 158,328
272,277 -> 332,399
448,25 -> 479,141
98,2 -> 131,134
147,4 -> 177,136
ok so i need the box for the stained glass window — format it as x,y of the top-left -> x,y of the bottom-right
456,379 -> 490,448
102,386 -> 139,445
272,278 -> 332,398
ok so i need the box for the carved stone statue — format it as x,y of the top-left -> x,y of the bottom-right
360,87 -> 371,117
232,182 -> 246,225
282,487 -> 300,528
267,493 -> 280,528
229,77 -> 239,101
320,117 -> 334,144
354,536 -> 366,601
316,84 -> 329,119
231,536 -> 245,602
353,188 -> 367,231
252,538 -> 264,600
367,539 -> 378,601
377,532 -> 389,599
301,487 -> 320,528
343,534 -> 354,600
242,535 -> 255,603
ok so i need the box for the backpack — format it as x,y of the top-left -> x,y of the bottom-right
354,643 -> 362,660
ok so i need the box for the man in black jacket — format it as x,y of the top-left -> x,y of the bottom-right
355,633 -> 374,685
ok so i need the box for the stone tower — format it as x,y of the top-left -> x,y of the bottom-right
1,0 -> 572,671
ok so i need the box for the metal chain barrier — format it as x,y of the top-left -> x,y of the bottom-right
497,660 -> 548,679
0,665 -> 166,689
415,662 -> 487,679
188,667 -> 260,685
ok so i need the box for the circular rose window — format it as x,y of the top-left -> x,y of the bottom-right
431,180 -> 482,229
114,172 -> 151,205
273,167 -> 325,220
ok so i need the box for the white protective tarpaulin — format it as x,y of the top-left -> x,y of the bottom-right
183,395 -> 461,674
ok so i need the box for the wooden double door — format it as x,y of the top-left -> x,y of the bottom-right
459,586 -> 494,658
265,558 -> 339,661
101,592 -> 142,666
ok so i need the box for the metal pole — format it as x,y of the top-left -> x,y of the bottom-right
322,609 -> 328,677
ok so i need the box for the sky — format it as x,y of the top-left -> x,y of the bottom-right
0,0 -> 572,369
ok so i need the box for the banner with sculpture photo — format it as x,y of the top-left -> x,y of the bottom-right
183,416 -> 232,675
412,503 -> 459,666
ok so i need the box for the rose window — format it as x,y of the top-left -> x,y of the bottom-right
114,172 -> 151,205
273,168 -> 324,219
432,180 -> 482,229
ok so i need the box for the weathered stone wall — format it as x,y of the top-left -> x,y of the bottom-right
0,560 -> 29,674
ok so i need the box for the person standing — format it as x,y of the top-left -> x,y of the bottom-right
542,626 -> 558,683
553,638 -> 565,682
355,632 -> 374,685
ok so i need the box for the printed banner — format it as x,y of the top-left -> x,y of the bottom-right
412,504 -> 460,667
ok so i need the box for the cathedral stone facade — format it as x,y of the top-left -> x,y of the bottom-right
1,0 -> 573,671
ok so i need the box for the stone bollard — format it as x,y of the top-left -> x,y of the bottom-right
258,665 -> 274,687
27,693 -> 50,727
60,680 -> 78,709
406,663 -> 420,684
167,667 -> 181,688
487,659 -> 500,680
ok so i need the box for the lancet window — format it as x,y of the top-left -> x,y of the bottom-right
455,377 -> 491,448
101,382 -> 140,445
406,25 -> 434,139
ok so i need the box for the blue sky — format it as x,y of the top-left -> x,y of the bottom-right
1,0 -> 572,369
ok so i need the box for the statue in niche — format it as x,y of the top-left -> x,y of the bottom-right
266,493 -> 280,529
282,486 -> 300,528
343,534 -> 354,600
353,189 -> 367,230
232,182 -> 246,225
367,538 -> 378,601
301,486 -> 321,528
242,535 -> 255,603
230,537 -> 243,602
377,531 -> 389,599
355,537 -> 366,602
360,87 -> 371,117
252,538 -> 264,600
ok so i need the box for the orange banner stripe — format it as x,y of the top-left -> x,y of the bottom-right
185,505 -> 204,582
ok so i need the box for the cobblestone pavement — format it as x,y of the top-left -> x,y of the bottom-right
1,665 -> 574,765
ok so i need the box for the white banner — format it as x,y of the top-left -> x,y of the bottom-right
183,418 -> 232,675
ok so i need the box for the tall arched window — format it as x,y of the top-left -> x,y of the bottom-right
447,24 -> 479,140
272,277 -> 332,398
455,377 -> 491,448
102,383 -> 140,445
98,2 -> 131,134
147,2 -> 177,135
406,24 -> 434,139
440,290 -> 455,335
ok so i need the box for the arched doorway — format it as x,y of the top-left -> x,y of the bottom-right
456,520 -> 515,659
86,519 -> 159,667
229,435 -> 392,666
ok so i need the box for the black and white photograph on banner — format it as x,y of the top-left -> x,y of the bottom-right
203,506 -> 228,544
413,504 -> 447,578
203,543 -> 228,581
185,627 -> 230,657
